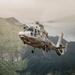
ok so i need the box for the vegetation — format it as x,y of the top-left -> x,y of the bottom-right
0,17 -> 24,61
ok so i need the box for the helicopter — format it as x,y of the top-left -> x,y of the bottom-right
18,21 -> 68,56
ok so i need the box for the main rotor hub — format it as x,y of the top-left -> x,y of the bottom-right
35,21 -> 39,24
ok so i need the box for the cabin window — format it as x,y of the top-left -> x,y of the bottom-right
27,28 -> 34,36
27,28 -> 33,32
35,29 -> 37,34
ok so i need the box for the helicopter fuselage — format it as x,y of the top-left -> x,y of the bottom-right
18,24 -> 67,55
19,31 -> 56,50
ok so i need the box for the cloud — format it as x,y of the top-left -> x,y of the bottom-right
0,0 -> 75,21
44,23 -> 75,41
0,0 -> 75,41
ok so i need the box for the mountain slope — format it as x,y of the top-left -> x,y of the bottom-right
6,17 -> 22,25
0,17 -> 24,61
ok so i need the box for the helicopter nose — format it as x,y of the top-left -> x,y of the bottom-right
18,32 -> 25,36
18,31 -> 31,37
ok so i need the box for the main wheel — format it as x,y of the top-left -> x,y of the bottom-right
46,50 -> 48,52
31,50 -> 34,53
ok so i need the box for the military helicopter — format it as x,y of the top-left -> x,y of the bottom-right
18,21 -> 68,56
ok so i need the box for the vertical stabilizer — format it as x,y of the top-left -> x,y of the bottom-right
55,33 -> 68,55
56,33 -> 63,47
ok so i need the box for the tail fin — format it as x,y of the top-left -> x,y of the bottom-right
56,33 -> 63,47
56,33 -> 68,55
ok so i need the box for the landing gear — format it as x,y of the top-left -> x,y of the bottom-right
31,50 -> 34,53
44,45 -> 50,52
23,41 -> 25,44
31,48 -> 35,53
46,50 -> 48,52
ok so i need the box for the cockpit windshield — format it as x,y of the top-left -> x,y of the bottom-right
27,28 -> 33,32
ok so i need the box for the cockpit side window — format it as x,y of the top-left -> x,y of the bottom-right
23,26 -> 28,31
27,28 -> 33,32
27,28 -> 34,36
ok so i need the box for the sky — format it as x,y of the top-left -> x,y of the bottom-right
0,0 -> 75,41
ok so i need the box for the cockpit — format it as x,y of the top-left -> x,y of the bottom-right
27,28 -> 34,32
23,25 -> 48,37
23,25 -> 48,38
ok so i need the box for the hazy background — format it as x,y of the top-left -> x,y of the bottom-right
0,0 -> 75,41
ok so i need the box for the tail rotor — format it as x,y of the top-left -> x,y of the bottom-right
56,33 -> 68,55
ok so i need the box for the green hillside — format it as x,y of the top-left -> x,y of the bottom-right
0,17 -> 24,61
0,17 -> 27,75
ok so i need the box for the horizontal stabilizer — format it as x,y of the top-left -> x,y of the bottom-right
65,43 -> 68,52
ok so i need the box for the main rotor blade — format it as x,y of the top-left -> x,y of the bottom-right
46,15 -> 75,23
23,15 -> 75,26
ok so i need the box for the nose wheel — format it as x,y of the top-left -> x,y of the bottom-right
23,41 -> 26,44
